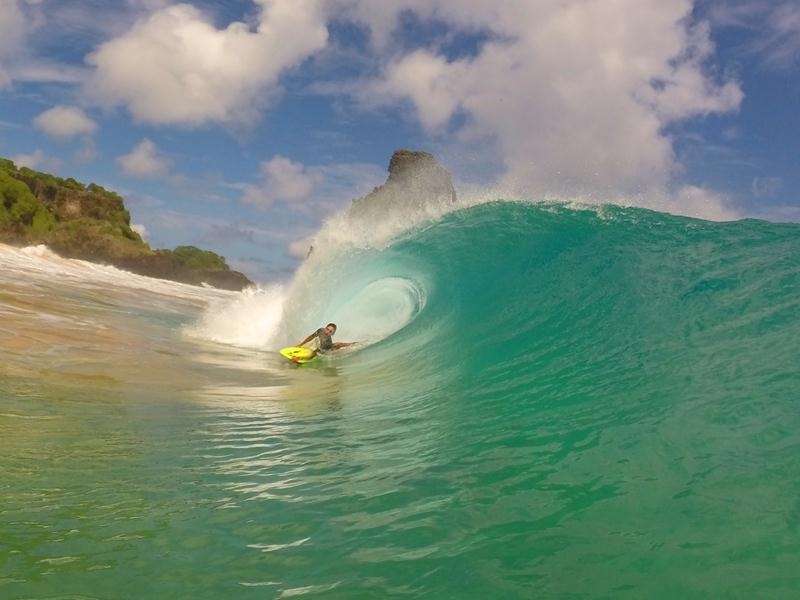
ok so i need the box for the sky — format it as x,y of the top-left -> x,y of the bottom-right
1,0 -> 799,282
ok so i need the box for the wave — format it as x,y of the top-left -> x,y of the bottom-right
0,241 -> 233,305
189,197 -> 798,412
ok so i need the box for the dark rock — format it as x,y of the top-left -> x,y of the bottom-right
386,149 -> 456,200
350,149 -> 456,221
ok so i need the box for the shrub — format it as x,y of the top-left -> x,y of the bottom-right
30,208 -> 55,235
0,171 -> 47,233
171,245 -> 229,270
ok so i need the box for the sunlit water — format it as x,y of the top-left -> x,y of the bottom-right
2,202 -> 800,599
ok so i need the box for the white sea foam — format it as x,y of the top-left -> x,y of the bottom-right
183,284 -> 288,349
0,242 -> 232,305
185,171 -> 453,351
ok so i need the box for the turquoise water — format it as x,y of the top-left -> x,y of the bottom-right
2,202 -> 800,598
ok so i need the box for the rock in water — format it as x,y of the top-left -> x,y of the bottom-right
350,149 -> 456,221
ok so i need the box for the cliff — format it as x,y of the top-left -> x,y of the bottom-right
0,158 -> 252,290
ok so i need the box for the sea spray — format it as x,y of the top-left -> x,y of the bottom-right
187,151 -> 460,350
183,284 -> 289,348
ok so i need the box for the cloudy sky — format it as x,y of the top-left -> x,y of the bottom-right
1,0 -> 798,281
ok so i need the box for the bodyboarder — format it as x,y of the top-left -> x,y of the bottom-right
294,323 -> 356,362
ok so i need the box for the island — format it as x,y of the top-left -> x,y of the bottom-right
0,157 -> 253,290
350,149 -> 457,218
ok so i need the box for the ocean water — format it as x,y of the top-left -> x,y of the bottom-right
2,201 -> 800,599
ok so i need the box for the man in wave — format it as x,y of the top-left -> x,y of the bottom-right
295,323 -> 356,361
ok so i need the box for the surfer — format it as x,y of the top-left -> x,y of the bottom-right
295,323 -> 355,362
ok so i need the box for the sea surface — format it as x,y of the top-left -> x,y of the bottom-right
2,200 -> 800,599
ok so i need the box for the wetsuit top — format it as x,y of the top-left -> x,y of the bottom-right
315,328 -> 334,352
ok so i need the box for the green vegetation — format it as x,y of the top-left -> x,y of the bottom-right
172,245 -> 229,270
0,157 -> 252,290
0,169 -> 55,238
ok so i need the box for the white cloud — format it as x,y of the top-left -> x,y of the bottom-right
338,0 -> 742,216
651,185 -> 741,221
242,155 -> 320,209
757,3 -> 800,68
304,160 -> 382,205
131,223 -> 149,240
707,1 -> 800,69
363,50 -> 463,131
117,139 -> 171,179
12,148 -> 61,171
0,0 -> 26,53
84,0 -> 329,125
289,233 -> 315,258
0,0 -> 28,88
33,105 -> 97,139
12,148 -> 45,169
0,0 -> 86,87
240,156 -> 385,217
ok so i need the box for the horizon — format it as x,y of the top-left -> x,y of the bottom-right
1,0 -> 798,282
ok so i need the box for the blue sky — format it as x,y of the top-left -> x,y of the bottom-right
1,0 -> 798,282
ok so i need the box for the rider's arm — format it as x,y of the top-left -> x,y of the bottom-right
297,331 -> 318,346
332,341 -> 357,349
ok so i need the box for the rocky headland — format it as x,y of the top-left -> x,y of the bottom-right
350,149 -> 457,219
1,149 -> 455,289
0,157 -> 252,290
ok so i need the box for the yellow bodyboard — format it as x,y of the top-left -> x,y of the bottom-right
279,346 -> 319,364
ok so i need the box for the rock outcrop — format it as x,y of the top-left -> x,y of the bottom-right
350,149 -> 456,220
0,158 -> 252,290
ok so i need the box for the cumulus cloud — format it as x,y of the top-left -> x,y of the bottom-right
242,155 -> 320,209
84,0 -> 328,125
0,0 -> 26,48
12,148 -> 61,171
131,223 -> 149,241
652,185 -> 741,221
117,139 -> 171,179
33,105 -> 97,139
364,50 -> 463,131
0,0 -> 87,86
240,155 -> 385,218
0,0 -> 28,87
337,0 -> 743,216
11,148 -> 45,169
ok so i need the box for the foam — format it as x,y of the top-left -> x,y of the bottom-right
0,242 -> 232,305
